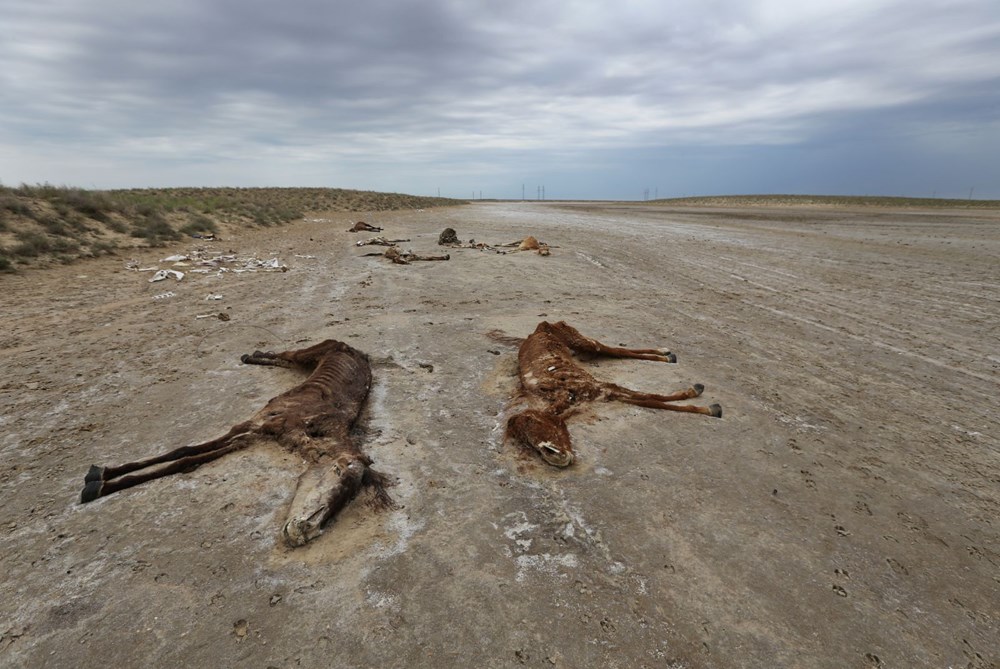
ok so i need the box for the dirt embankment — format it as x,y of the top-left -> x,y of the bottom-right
0,185 -> 465,271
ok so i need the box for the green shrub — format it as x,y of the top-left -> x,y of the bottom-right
40,214 -> 71,236
90,240 -> 118,255
0,195 -> 33,218
57,188 -> 114,222
104,217 -> 129,234
130,213 -> 181,245
67,212 -> 92,232
11,230 -> 51,256
179,213 -> 218,236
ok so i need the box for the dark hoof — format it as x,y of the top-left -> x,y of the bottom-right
710,403 -> 723,418
693,383 -> 705,396
665,352 -> 677,363
80,480 -> 103,503
84,465 -> 105,483
240,353 -> 250,363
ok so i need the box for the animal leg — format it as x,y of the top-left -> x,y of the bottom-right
550,321 -> 677,363
242,340 -> 348,368
80,428 -> 255,502
506,409 -> 575,467
604,382 -> 722,417
281,454 -> 366,547
411,253 -> 450,262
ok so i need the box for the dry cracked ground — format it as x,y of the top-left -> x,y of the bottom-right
1,201 -> 998,668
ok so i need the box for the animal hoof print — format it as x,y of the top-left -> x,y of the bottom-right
693,383 -> 705,396
710,403 -> 723,418
84,464 -> 105,483
80,480 -> 103,504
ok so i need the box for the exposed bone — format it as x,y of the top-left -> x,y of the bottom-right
378,246 -> 450,264
355,236 -> 411,247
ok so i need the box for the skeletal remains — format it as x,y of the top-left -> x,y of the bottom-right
355,236 -> 411,247
437,228 -> 552,255
361,246 -> 450,264
505,321 -> 721,466
80,340 -> 393,547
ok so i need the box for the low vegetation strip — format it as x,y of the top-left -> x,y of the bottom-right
0,185 -> 465,272
656,194 -> 1000,209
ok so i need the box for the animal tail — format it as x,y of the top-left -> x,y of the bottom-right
485,329 -> 524,347
363,467 -> 397,511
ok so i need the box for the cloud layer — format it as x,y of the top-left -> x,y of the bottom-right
2,0 -> 999,198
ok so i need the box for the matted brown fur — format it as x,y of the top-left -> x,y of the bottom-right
79,339 -> 393,547
348,221 -> 383,232
505,321 -> 721,466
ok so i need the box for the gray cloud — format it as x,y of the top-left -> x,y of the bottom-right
1,0 -> 998,197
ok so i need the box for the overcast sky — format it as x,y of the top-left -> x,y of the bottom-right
2,0 -> 999,199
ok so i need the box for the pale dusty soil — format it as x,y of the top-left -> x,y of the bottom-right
1,202 -> 998,668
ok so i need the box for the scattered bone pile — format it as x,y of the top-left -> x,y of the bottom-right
125,249 -> 288,280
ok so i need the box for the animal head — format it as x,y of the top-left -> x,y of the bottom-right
507,410 -> 574,467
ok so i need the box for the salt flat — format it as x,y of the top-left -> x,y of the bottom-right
1,201 -> 997,668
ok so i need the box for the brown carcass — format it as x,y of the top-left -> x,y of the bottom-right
79,340 -> 393,547
505,321 -> 721,466
348,221 -> 383,232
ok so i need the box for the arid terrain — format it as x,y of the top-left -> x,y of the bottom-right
1,200 -> 997,668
